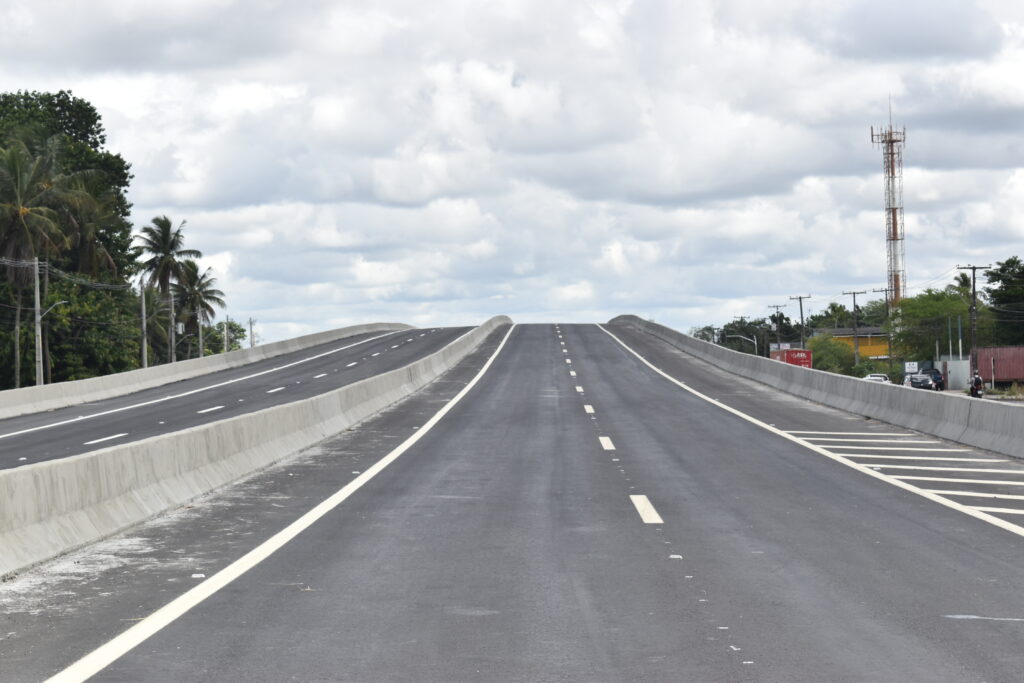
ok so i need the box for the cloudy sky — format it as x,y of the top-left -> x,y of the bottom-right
4,0 -> 1024,342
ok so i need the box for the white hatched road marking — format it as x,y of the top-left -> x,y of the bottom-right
928,491 -> 1024,500
630,495 -> 664,524
866,465 -> 1024,474
83,433 -> 128,446
803,438 -> 941,443
845,455 -> 1006,462
972,507 -> 1024,515
599,436 -> 615,451
823,445 -> 970,451
600,325 -> 1024,541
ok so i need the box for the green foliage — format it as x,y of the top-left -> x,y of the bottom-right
984,256 -> 1024,345
808,332 -> 854,375
204,320 -> 247,354
889,288 -> 990,362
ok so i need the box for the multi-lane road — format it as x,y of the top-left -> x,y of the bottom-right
4,322 -> 1024,681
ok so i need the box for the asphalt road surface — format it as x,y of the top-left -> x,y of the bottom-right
4,323 -> 1024,682
0,326 -> 468,469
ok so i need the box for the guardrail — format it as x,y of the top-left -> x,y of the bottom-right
610,315 -> 1024,460
0,316 -> 512,578
0,322 -> 413,420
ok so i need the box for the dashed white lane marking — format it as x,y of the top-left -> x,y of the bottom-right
560,341 -> 565,345
313,373 -> 327,379
584,405 -> 595,414
346,362 -> 358,367
562,349 -> 568,353
569,371 -> 577,377
372,352 -> 380,357
598,324 -> 1024,541
575,386 -> 584,393
83,433 -> 128,446
599,436 -> 616,451
267,387 -> 285,394
1,330 -> 404,443
944,614 -> 1024,622
565,359 -> 572,364
197,406 -> 225,414
630,495 -> 665,524
47,324 -> 519,683
391,345 -> 399,349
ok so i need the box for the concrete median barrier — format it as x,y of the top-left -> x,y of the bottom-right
0,322 -> 413,420
0,316 -> 511,578
610,315 -> 1023,460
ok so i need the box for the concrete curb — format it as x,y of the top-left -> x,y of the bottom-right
0,316 -> 511,578
0,322 -> 413,420
610,315 -> 1024,460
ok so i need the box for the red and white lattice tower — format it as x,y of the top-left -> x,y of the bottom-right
871,122 -> 907,306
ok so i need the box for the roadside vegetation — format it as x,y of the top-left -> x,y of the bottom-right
0,90 -> 240,390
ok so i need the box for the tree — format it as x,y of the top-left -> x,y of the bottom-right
137,216 -> 201,362
889,288 -> 989,362
984,257 -> 1024,346
172,260 -> 225,358
808,302 -> 851,330
808,332 -> 855,374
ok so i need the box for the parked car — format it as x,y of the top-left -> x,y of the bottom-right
908,374 -> 938,390
918,368 -> 945,390
863,373 -> 891,383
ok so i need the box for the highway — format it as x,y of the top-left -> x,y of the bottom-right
0,326 -> 468,469
4,322 -> 1024,681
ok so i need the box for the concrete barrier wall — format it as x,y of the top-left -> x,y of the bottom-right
610,315 -> 1024,460
0,316 -> 511,577
0,322 -> 413,420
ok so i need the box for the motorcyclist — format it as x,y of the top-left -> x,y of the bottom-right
970,372 -> 984,398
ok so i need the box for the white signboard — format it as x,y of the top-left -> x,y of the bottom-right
904,361 -> 919,374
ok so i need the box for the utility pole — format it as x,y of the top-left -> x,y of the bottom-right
843,290 -> 867,365
140,277 -> 148,369
873,286 -> 893,370
958,264 -> 991,377
169,292 -> 176,363
34,258 -> 43,386
789,295 -> 811,349
767,304 -> 787,350
223,316 -> 230,353
248,317 -> 255,349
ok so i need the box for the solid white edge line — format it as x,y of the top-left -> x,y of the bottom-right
46,324 -> 517,683
1,330 -> 404,442
630,495 -> 665,524
597,324 -> 1024,540
82,433 -> 128,446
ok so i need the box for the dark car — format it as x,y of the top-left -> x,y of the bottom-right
918,368 -> 945,391
908,374 -> 938,390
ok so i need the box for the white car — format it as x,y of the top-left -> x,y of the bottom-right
863,373 -> 891,383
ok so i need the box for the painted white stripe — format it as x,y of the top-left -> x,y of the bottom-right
843,455 -> 1005,462
560,341 -> 565,345
391,345 -> 399,349
196,406 -> 224,414
869,465 -> 1024,474
569,371 -> 576,377
346,362 -> 358,367
598,325 -> 1024,541
928,491 -> 1024,501
803,438 -> 940,443
824,445 -> 970,452
266,387 -> 285,394
894,476 -> 1024,487
83,433 -> 128,446
971,506 -> 1024,515
630,495 -> 664,524
313,373 -> 327,379
565,359 -> 572,364
575,386 -> 584,393
47,325 -> 519,683
785,431 -> 911,436
372,352 -> 380,357
584,405 -> 595,414
562,348 -> 568,353
599,436 -> 615,451
1,330 -> 402,442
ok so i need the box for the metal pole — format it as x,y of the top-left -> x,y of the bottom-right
843,290 -> 867,366
34,258 -> 43,386
140,278 -> 148,368
958,264 -> 991,376
249,317 -> 255,349
223,317 -> 229,353
957,316 -> 963,360
169,292 -> 176,363
790,295 -> 810,349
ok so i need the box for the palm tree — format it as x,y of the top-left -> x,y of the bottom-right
136,216 -> 201,362
172,259 -> 224,358
0,135 -> 89,386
